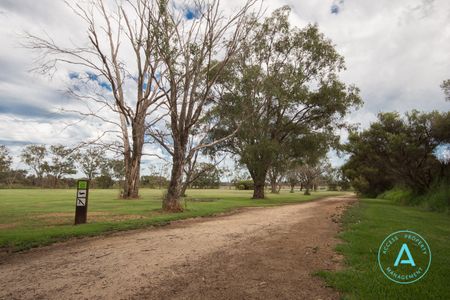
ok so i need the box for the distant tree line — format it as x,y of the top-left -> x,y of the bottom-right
0,144 -> 222,190
0,145 -> 125,188
232,160 -> 351,194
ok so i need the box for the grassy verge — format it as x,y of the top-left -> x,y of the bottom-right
378,182 -> 450,212
318,198 -> 450,299
0,188 -> 345,252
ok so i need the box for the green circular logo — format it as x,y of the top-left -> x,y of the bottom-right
378,230 -> 431,284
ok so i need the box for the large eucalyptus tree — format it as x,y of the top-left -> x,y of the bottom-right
209,6 -> 362,199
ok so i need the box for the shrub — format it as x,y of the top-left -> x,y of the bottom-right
421,181 -> 450,212
378,181 -> 450,212
377,186 -> 416,205
234,180 -> 254,190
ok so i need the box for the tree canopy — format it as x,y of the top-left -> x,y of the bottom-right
343,110 -> 450,197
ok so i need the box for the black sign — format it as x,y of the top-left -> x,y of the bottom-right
75,180 -> 89,225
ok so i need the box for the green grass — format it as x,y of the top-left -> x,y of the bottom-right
0,188 -> 345,252
319,198 -> 450,299
377,182 -> 450,212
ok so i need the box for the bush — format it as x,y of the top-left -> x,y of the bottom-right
95,175 -> 114,189
378,181 -> 450,212
377,186 -> 416,205
234,180 -> 254,190
421,181 -> 450,212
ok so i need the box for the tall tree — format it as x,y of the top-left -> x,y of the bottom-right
21,145 -> 49,184
209,6 -> 361,198
26,0 -> 168,198
146,0 -> 257,211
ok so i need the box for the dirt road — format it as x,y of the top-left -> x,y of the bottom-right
0,195 -> 356,300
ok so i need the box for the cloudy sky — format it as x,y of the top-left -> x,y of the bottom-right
0,0 -> 449,173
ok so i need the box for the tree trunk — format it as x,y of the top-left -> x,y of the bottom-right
253,181 -> 265,199
163,146 -> 185,212
304,184 -> 311,195
270,180 -> 278,193
122,117 -> 145,199
290,183 -> 295,193
269,171 -> 278,194
251,169 -> 267,199
122,153 -> 141,198
180,181 -> 189,198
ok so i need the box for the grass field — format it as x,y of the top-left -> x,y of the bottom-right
319,198 -> 450,299
0,188 -> 345,252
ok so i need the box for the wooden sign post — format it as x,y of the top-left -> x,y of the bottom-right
75,180 -> 89,225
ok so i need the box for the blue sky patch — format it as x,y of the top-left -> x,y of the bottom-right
185,8 -> 200,20
69,71 -> 112,91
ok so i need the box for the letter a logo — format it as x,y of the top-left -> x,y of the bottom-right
394,243 -> 416,267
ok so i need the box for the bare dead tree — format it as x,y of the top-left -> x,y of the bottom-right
25,0 -> 169,198
146,0 -> 259,211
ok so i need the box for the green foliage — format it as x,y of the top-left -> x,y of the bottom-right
102,159 -> 125,182
378,180 -> 450,212
343,111 -> 450,197
234,180 -> 254,190
377,186 -> 416,205
319,198 -> 450,299
422,181 -> 450,212
21,144 -> 48,179
78,147 -> 106,180
48,145 -> 77,181
140,175 -> 168,189
95,174 -> 114,189
189,163 -> 221,189
0,145 -> 12,173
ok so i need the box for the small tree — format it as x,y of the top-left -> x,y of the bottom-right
286,169 -> 299,193
297,160 -> 331,195
78,147 -> 106,180
0,145 -> 13,186
0,145 -> 12,173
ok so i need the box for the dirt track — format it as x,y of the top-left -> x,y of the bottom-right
0,195 -> 356,300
